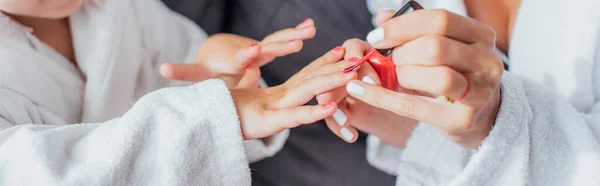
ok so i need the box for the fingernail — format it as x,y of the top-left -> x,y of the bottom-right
303,25 -> 314,29
301,18 -> 312,26
322,102 -> 334,110
366,27 -> 384,45
340,127 -> 354,141
348,57 -> 359,64
250,44 -> 258,47
362,76 -> 376,85
333,46 -> 343,52
333,109 -> 348,126
346,82 -> 365,95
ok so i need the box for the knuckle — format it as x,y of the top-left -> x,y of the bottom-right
482,55 -> 504,84
481,25 -> 497,43
490,63 -> 504,83
431,10 -> 452,34
325,50 -> 341,61
306,107 -> 321,123
422,36 -> 446,63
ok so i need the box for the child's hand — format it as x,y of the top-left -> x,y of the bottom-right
160,19 -> 316,88
230,47 -> 356,140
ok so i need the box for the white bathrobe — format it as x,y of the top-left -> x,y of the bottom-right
364,0 -> 600,185
0,0 -> 287,185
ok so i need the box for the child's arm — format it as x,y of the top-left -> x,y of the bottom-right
0,80 -> 251,185
0,48 -> 349,185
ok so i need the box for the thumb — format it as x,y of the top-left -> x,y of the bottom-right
228,44 -> 261,70
160,63 -> 211,81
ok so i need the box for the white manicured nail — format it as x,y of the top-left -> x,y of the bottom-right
340,127 -> 354,141
366,27 -> 384,44
362,76 -> 376,85
346,82 -> 365,96
333,109 -> 348,126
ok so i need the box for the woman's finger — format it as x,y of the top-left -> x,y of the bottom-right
396,65 -> 469,99
357,63 -> 381,86
391,35 -> 479,73
345,80 -> 457,128
375,9 -> 396,26
267,101 -> 338,129
278,71 -> 357,107
367,9 -> 495,48
323,102 -> 359,143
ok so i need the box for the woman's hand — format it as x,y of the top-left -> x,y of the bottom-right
344,9 -> 503,149
160,19 -> 316,88
316,39 -> 418,147
231,47 -> 358,140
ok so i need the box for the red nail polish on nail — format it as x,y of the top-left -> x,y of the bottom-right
322,102 -> 334,109
344,70 -> 355,76
333,46 -> 343,52
348,57 -> 359,63
301,18 -> 312,25
250,44 -> 258,47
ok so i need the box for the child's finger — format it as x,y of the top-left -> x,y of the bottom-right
295,18 -> 315,29
160,63 -> 210,82
236,69 -> 261,88
375,9 -> 396,26
277,71 -> 356,108
252,40 -> 304,67
262,25 -> 316,43
217,44 -> 261,74
301,46 -> 345,73
267,101 -> 337,129
316,87 -> 348,105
